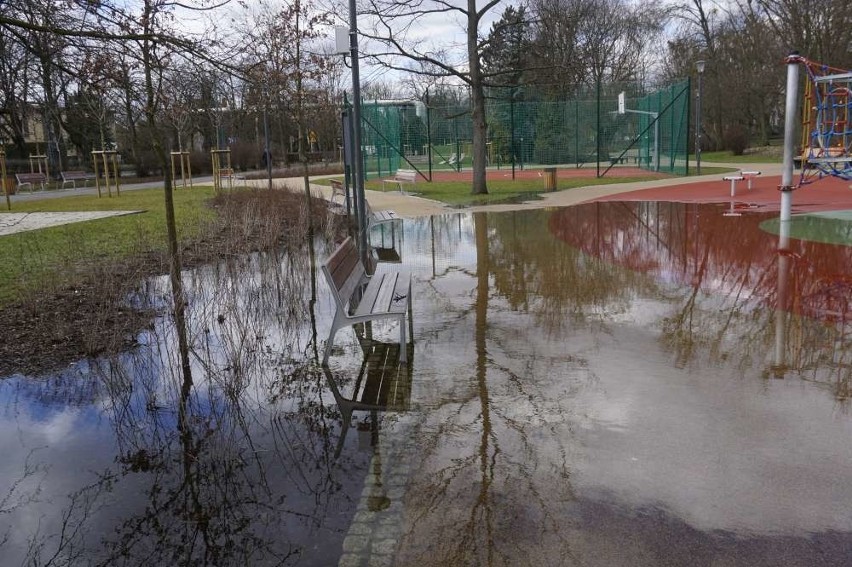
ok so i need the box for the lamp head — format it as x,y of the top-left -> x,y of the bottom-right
696,60 -> 706,74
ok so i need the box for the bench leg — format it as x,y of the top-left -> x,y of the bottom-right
323,310 -> 345,366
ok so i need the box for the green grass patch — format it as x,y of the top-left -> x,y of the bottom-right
0,186 -> 218,304
701,150 -> 782,163
319,176 -> 665,206
386,178 -> 664,206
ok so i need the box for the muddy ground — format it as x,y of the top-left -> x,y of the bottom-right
0,189 -> 344,377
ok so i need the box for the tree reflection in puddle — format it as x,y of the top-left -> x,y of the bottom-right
0,237 -> 371,565
393,204 -> 852,565
2,202 -> 852,565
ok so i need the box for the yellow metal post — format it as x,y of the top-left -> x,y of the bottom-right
0,149 -> 9,210
92,151 -> 102,198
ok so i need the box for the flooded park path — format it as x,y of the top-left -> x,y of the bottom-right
1,198 -> 851,565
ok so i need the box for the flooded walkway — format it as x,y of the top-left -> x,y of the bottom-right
1,200 -> 851,565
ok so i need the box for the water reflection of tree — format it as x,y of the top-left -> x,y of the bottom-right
488,207 -> 653,334
10,239 -> 366,565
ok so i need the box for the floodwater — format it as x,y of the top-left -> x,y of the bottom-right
1,202 -> 851,566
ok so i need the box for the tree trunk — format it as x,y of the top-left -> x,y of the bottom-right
468,0 -> 488,195
142,12 -> 193,390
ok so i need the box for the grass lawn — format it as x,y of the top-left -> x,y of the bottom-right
0,186 -> 217,304
384,176 -> 656,206
701,150 -> 782,163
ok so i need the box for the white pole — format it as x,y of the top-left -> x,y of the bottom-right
773,219 -> 791,374
780,52 -> 801,223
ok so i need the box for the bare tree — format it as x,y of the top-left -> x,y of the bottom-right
526,0 -> 665,97
359,0 -> 510,195
239,0 -> 333,207
751,0 -> 852,68
0,26 -> 32,155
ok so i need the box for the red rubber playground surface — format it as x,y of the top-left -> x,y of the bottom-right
595,173 -> 852,214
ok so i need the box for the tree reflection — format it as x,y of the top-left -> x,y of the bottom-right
2,240 -> 367,565
546,202 -> 852,398
397,212 -> 579,566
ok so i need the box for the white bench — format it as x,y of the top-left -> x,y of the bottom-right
365,200 -> 402,231
382,169 -> 417,193
15,172 -> 47,192
723,170 -> 761,197
60,170 -> 95,189
321,236 -> 412,365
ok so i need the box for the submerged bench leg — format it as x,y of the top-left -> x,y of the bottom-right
399,278 -> 413,363
323,310 -> 345,366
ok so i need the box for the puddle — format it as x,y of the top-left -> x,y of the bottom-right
1,202 -> 851,565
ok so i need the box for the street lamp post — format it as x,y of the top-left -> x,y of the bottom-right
695,60 -> 705,175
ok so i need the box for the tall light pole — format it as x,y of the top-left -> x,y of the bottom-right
695,60 -> 706,175
346,0 -> 368,263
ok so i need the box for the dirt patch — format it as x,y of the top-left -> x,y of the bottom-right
0,189 -> 346,378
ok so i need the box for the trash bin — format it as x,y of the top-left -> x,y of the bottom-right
543,167 -> 557,191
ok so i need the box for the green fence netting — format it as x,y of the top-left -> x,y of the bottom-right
358,78 -> 691,180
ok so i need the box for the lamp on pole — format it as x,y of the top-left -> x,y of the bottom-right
695,59 -> 706,175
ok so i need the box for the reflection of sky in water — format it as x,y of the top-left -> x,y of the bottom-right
2,203 -> 851,565
0,248 -> 372,565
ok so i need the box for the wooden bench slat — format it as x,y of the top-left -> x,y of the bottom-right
354,272 -> 389,317
374,272 -> 399,315
376,271 -> 399,314
326,238 -> 355,274
330,243 -> 361,291
334,256 -> 364,302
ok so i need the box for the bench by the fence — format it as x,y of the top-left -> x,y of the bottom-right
382,169 -> 417,193
321,236 -> 412,365
15,172 -> 47,192
60,170 -> 95,189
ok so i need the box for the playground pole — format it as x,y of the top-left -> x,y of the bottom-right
773,218 -> 791,375
780,52 -> 801,223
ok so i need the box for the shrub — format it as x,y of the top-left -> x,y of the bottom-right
724,125 -> 750,156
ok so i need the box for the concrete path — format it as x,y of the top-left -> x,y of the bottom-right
306,162 -> 783,218
0,162 -> 781,236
